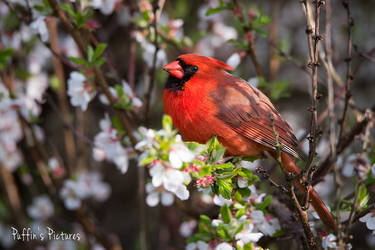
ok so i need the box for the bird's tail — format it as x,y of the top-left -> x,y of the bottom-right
279,152 -> 336,231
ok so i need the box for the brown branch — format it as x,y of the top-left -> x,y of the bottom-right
354,45 -> 375,64
143,0 -> 164,124
268,0 -> 281,81
301,0 -> 323,179
46,17 -> 76,173
0,165 -> 26,226
127,0 -> 137,89
338,0 -> 354,142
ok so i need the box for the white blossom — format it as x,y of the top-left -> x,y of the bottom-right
60,180 -> 82,210
135,31 -> 167,68
212,219 -> 223,227
60,171 -> 111,210
215,242 -> 234,250
135,127 -> 157,151
186,240 -> 209,250
250,210 -> 281,236
145,182 -> 174,207
67,72 -> 96,111
27,195 -> 54,221
0,85 -> 23,171
30,16 -> 49,42
237,176 -> 248,188
91,0 -> 120,15
149,163 -> 190,200
179,220 -> 197,237
360,212 -> 375,234
93,114 -> 129,173
240,160 -> 258,171
226,53 -> 241,69
248,77 -> 259,88
60,182 -> 81,210
0,223 -> 15,248
213,194 -> 232,207
48,239 -> 76,250
169,143 -> 195,169
99,80 -> 142,109
322,234 -> 337,249
235,222 -> 263,244
76,171 -> 111,202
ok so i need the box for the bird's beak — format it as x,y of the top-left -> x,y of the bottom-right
163,61 -> 184,79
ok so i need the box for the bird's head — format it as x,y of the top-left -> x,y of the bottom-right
163,54 -> 234,92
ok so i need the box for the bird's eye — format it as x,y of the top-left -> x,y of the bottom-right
192,66 -> 198,72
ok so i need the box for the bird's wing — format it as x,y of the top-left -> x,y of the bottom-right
210,76 -> 301,159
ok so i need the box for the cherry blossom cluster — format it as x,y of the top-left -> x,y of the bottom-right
92,114 -> 131,173
60,171 -> 111,210
135,116 -> 284,249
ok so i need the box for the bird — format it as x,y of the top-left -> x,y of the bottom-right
162,54 -> 336,231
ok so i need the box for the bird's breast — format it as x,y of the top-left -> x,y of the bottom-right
163,88 -> 217,144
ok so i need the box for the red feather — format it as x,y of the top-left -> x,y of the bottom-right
163,54 -> 336,230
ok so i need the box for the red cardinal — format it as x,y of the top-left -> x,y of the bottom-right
163,54 -> 335,230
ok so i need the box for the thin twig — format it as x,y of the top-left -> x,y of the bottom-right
338,0 -> 354,142
354,45 -> 375,64
46,17 -> 76,173
301,0 -> 323,178
268,0 -> 281,81
143,0 -> 164,124
270,115 -> 318,249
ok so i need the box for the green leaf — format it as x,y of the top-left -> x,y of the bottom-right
241,156 -> 261,162
217,224 -> 231,241
220,204 -> 232,224
235,208 -> 245,219
244,243 -> 254,250
87,45 -> 94,63
238,168 -> 253,180
0,48 -> 13,69
238,187 -> 251,197
205,7 -> 225,16
228,39 -> 248,50
234,221 -> 247,235
212,147 -> 226,163
234,191 -> 242,202
69,56 -> 86,65
358,184 -> 369,208
93,43 -> 107,60
216,178 -> 233,200
256,195 -> 272,210
95,57 -> 106,67
140,155 -> 157,166
206,136 -> 226,163
61,3 -> 76,18
111,116 -> 125,135
162,115 -> 173,133
200,215 -> 211,226
254,27 -> 268,37
141,10 -> 150,21
258,15 -> 272,25
272,229 -> 284,237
